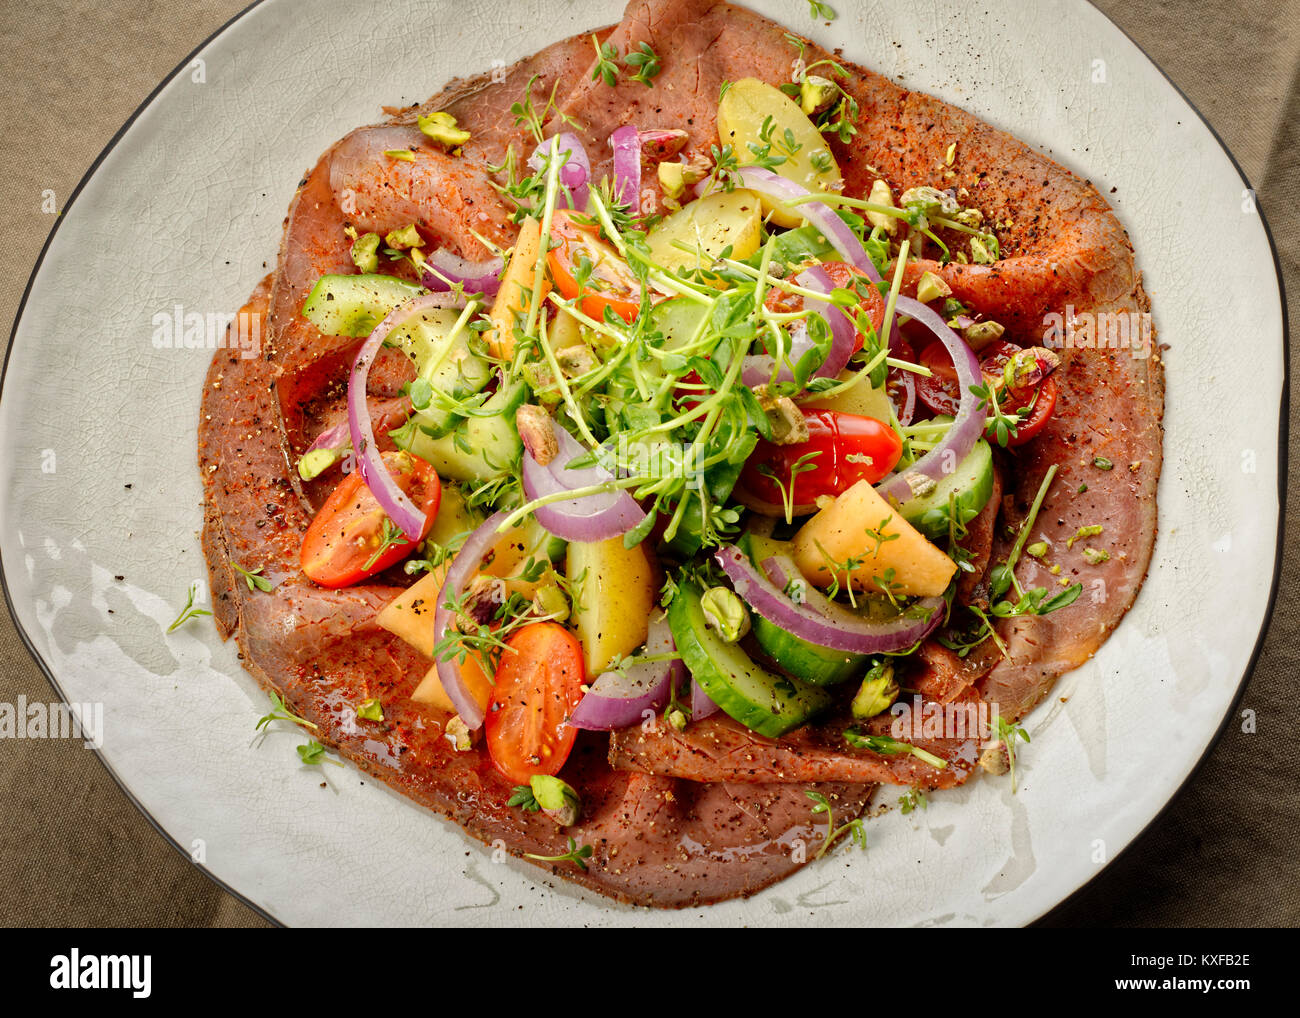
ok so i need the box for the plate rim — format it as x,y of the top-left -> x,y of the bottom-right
0,0 -> 1288,928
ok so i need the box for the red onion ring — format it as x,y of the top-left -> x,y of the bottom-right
305,418 -> 349,457
521,426 -> 646,541
528,132 -> 591,210
893,368 -> 917,427
347,292 -> 467,539
740,264 -> 854,387
715,545 -> 944,654
691,680 -> 721,721
610,125 -> 642,210
568,611 -> 683,730
874,296 -> 983,504
736,167 -> 882,283
431,509 -> 511,729
421,248 -> 504,296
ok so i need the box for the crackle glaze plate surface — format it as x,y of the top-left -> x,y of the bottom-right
0,0 -> 1284,926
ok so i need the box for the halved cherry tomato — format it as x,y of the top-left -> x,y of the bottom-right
547,208 -> 643,323
484,622 -> 586,784
739,408 -> 903,508
915,338 -> 964,417
915,339 -> 1058,447
763,261 -> 886,355
976,341 -> 1059,446
300,450 -> 440,588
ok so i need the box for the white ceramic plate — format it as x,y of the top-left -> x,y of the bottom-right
0,0 -> 1285,927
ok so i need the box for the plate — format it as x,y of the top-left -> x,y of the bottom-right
0,0 -> 1285,926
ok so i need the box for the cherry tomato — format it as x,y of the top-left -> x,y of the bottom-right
977,341 -> 1059,446
886,336 -> 917,423
915,338 -> 964,417
763,261 -> 886,354
739,408 -> 903,508
300,450 -> 440,588
484,622 -> 586,784
546,208 -> 643,323
821,261 -> 886,349
914,339 -> 1059,447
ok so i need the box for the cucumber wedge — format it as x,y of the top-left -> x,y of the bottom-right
301,273 -> 424,337
898,438 -> 995,540
668,581 -> 831,737
750,612 -> 866,687
396,380 -> 526,483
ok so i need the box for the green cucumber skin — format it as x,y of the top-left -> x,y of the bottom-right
751,613 -> 865,686
300,274 -> 424,337
668,583 -> 830,737
398,381 -> 525,482
899,438 -> 995,540
736,531 -> 865,685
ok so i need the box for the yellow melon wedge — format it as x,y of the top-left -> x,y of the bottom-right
487,216 -> 546,360
567,536 -> 660,675
411,655 -> 493,715
792,479 -> 957,598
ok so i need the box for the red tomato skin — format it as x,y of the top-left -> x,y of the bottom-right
300,451 -> 440,589
914,338 -> 1059,446
546,209 -> 641,323
484,623 -> 586,785
740,409 -> 903,508
763,261 -> 886,355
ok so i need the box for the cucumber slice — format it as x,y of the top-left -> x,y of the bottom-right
301,274 -> 424,337
397,380 -> 526,482
668,581 -> 831,737
735,533 -> 866,685
750,614 -> 866,686
899,438 -> 995,540
402,314 -> 492,439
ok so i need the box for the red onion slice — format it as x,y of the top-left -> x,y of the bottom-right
714,545 -> 944,655
691,680 -> 721,720
528,132 -> 592,210
740,264 -> 854,387
421,248 -> 504,296
305,417 -> 350,457
874,296 -> 983,504
610,125 -> 642,210
521,427 -> 646,542
890,363 -> 918,427
736,167 -> 882,283
348,292 -> 467,539
431,510 -> 511,729
569,611 -> 683,730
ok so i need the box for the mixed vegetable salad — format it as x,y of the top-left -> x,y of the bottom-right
287,73 -> 1078,803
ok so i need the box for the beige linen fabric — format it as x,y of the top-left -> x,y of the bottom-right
0,0 -> 1295,927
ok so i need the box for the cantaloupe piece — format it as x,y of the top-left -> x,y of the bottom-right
792,479 -> 957,597
376,517 -> 549,659
410,655 -> 493,714
376,567 -> 448,659
488,216 -> 547,360
566,537 -> 660,675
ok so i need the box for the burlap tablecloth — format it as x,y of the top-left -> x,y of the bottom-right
0,0 -> 1295,927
